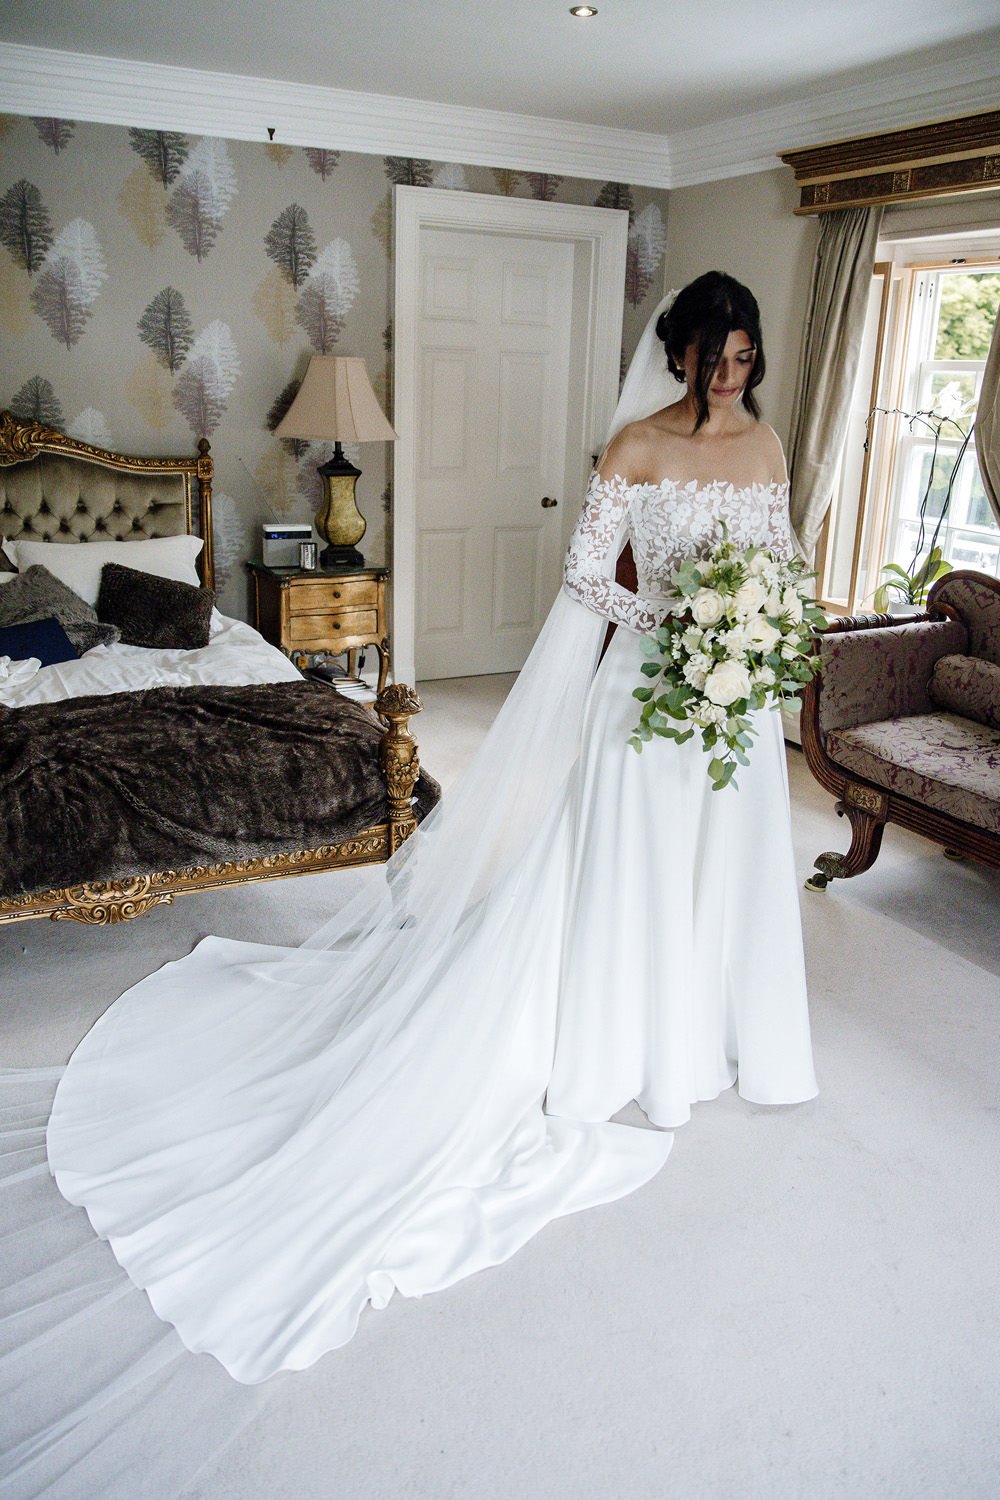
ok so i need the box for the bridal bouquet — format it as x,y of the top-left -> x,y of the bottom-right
629,534 -> 826,790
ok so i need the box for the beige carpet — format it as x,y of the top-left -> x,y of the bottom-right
2,675 -> 997,1500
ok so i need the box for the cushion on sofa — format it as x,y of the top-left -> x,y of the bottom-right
928,654 -> 1000,730
817,618 -> 969,735
825,713 -> 1000,834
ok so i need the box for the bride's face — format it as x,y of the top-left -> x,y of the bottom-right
680,329 -> 756,407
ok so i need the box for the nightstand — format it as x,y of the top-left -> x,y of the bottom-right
248,563 -> 390,694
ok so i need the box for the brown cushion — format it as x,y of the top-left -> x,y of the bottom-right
826,713 -> 1000,834
97,563 -> 214,650
928,654 -> 1000,730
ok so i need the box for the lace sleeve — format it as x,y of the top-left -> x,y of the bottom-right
562,473 -> 663,634
766,481 -> 797,561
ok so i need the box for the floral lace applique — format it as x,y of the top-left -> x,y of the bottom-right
562,473 -> 796,632
562,473 -> 664,634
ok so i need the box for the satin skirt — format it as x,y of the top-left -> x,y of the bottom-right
47,624 -> 816,1383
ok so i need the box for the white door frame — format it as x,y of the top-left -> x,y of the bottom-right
392,186 -> 629,687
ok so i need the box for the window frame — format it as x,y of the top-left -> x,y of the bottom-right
815,249 -> 1000,614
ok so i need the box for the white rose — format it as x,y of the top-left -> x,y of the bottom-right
690,588 -> 726,628
748,551 -> 770,577
782,588 -> 804,623
704,660 -> 752,706
683,661 -> 708,690
764,589 -> 782,615
747,616 -> 781,652
733,577 -> 767,618
754,665 -> 777,687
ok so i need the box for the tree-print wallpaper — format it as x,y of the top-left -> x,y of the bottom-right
0,113 -> 669,618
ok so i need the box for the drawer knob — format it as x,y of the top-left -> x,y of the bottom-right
333,590 -> 341,598
333,621 -> 341,630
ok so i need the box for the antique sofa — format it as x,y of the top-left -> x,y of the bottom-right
800,570 -> 1000,889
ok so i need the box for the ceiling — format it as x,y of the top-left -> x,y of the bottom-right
2,1 -> 999,183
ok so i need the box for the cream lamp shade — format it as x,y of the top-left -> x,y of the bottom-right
274,356 -> 397,443
274,355 -> 396,569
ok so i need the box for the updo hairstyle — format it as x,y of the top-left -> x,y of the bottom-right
655,271 -> 765,431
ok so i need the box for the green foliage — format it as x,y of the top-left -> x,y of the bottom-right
873,546 -> 952,611
934,273 -> 1000,361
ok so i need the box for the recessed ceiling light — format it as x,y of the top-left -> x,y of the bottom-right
569,6 -> 598,15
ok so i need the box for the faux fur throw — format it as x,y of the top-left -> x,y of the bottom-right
0,679 -> 440,898
0,564 -> 120,652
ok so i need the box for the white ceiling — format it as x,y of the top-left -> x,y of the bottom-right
1,1 -> 999,185
3,0 -> 999,133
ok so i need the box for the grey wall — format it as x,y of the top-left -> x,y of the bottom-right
663,165 -> 819,453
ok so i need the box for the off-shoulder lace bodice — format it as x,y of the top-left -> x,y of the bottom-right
563,473 -> 796,633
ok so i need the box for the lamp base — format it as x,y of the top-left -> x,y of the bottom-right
320,542 -> 365,570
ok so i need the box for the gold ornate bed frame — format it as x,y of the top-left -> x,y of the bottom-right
0,414 -> 422,926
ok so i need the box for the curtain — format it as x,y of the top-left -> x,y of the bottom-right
787,205 -> 884,556
975,302 -> 1000,527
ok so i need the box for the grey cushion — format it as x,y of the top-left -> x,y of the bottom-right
0,565 -> 119,653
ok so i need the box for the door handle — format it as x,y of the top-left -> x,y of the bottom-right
540,496 -> 558,508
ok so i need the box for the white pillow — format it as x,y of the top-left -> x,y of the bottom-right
3,536 -> 204,607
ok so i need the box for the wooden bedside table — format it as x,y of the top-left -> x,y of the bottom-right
248,563 -> 390,693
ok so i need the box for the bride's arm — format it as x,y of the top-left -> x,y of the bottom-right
562,468 -> 664,634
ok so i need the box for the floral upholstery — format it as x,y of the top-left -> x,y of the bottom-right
817,618 -> 968,736
930,573 -> 1000,666
929,654 -> 1000,730
826,713 -> 1000,834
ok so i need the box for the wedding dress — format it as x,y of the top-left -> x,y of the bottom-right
1,294 -> 817,1493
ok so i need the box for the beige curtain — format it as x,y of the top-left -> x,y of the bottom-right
974,302 -> 1000,527
787,205 -> 884,556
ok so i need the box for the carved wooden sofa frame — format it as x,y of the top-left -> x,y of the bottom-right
800,570 -> 1000,890
0,413 -> 422,926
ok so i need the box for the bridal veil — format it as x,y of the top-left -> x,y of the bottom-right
2,294 -> 678,1494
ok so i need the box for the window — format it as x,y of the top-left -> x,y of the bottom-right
817,243 -> 1000,614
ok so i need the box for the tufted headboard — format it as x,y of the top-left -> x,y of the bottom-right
0,413 -> 215,589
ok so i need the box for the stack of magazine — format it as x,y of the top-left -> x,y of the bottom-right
306,660 -> 376,704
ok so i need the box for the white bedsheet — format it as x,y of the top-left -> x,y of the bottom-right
0,611 -> 301,709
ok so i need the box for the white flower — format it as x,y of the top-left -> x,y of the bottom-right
690,588 -> 726,627
781,588 -> 804,623
747,616 -> 781,652
721,625 -> 751,655
754,665 -> 777,687
933,380 -> 964,421
682,627 -> 704,653
748,550 -> 770,577
683,661 -> 708,690
704,660 -> 752,706
781,642 -> 798,660
689,651 -> 713,673
764,588 -> 782,615
733,577 -> 767,619
692,702 -> 728,726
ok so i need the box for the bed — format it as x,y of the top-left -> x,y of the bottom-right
0,412 -> 436,926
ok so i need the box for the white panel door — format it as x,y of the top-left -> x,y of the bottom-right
415,228 -> 574,679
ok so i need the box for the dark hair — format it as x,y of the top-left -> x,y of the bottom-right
655,271 -> 765,431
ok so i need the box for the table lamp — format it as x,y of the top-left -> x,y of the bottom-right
274,355 -> 397,568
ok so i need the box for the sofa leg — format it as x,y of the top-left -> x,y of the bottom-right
805,783 -> 888,891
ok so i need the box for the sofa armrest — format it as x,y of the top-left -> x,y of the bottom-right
816,615 -> 969,736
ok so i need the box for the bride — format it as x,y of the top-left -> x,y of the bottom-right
3,271 -> 816,1486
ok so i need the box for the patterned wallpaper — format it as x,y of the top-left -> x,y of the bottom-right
0,113 -> 669,616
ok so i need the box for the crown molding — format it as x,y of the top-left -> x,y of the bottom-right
667,48 -> 1000,187
1,40 -> 999,192
0,42 -> 673,187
